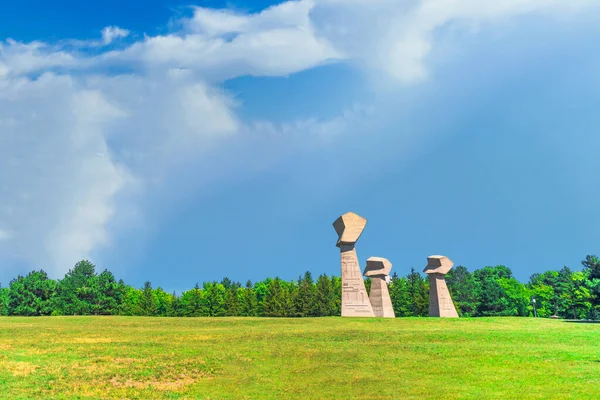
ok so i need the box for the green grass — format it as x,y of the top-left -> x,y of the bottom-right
0,317 -> 598,399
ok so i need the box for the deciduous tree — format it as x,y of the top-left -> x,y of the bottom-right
0,283 -> 10,316
446,265 -> 479,317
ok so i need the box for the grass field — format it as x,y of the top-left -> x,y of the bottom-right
0,317 -> 598,399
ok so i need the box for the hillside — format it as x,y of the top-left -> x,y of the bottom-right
0,316 -> 598,399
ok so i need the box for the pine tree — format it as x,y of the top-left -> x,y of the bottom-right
314,274 -> 335,316
204,282 -> 226,316
364,277 -> 372,296
224,287 -> 240,316
170,291 -> 182,317
389,272 -> 411,317
294,271 -> 316,317
239,280 -> 258,317
282,285 -> 294,317
263,278 -> 287,317
221,277 -> 233,290
139,281 -> 158,316
182,283 -> 206,317
54,260 -> 98,315
94,269 -> 123,315
8,270 -> 56,316
407,268 -> 429,316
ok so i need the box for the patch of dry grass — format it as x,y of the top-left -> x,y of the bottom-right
3,361 -> 37,377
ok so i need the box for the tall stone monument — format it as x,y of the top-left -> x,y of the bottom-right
424,255 -> 459,318
363,257 -> 395,318
333,212 -> 375,317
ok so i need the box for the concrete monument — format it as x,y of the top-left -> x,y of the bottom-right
333,212 -> 375,317
424,255 -> 459,318
363,257 -> 395,318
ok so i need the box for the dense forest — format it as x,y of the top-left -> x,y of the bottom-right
1,255 -> 599,319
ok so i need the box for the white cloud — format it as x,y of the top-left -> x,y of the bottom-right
98,2 -> 341,80
101,26 -> 130,45
3,0 -> 596,81
0,73 -> 127,272
311,0 -> 596,83
0,0 -> 597,278
0,40 -> 79,77
0,68 -> 243,276
188,0 -> 315,37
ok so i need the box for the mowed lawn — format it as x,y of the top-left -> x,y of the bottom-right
0,317 -> 598,399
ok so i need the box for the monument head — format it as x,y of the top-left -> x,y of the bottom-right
363,257 -> 392,278
332,212 -> 367,247
423,255 -> 454,276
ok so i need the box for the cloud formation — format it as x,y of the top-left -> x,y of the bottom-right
0,73 -> 128,269
311,0 -> 595,82
101,26 -> 130,45
0,40 -> 78,77
0,0 -> 596,277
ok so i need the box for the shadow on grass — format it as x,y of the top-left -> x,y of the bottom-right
562,320 -> 600,324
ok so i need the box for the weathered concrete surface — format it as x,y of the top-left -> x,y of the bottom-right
364,257 -> 395,318
424,255 -> 459,318
333,212 -> 374,317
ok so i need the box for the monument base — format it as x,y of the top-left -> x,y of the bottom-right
428,274 -> 459,318
369,277 -> 395,318
340,244 -> 375,317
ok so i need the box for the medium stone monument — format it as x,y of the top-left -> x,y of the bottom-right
363,257 -> 395,318
333,212 -> 375,317
424,255 -> 459,318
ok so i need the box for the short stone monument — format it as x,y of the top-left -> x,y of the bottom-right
363,257 -> 395,318
333,212 -> 375,317
424,255 -> 459,318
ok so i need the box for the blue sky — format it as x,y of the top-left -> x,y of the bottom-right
1,0 -> 599,293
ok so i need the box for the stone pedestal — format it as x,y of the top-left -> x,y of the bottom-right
363,257 -> 395,318
333,212 -> 375,318
424,255 -> 459,318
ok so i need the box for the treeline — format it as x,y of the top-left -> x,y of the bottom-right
0,256 -> 599,319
